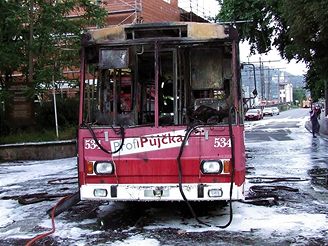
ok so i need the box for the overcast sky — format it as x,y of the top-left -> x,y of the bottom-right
240,43 -> 308,76
178,0 -> 220,19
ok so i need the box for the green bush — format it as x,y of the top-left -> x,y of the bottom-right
36,97 -> 79,129
0,105 -> 10,136
0,126 -> 77,144
0,97 -> 78,144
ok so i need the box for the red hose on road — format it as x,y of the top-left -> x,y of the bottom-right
25,195 -> 70,246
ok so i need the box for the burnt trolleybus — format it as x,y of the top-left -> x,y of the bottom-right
78,22 -> 245,206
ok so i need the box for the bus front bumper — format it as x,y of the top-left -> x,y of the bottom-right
80,183 -> 244,201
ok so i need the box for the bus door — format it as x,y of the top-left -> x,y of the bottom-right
136,46 -> 178,127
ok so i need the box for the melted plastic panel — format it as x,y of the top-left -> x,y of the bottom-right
86,22 -> 229,42
191,48 -> 224,90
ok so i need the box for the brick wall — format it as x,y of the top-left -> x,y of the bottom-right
141,0 -> 180,23
105,0 -> 180,25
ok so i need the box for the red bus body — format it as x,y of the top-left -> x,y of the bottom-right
78,22 -> 245,202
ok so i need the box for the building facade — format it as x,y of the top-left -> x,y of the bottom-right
280,83 -> 293,103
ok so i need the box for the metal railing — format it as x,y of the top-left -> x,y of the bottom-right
102,0 -> 142,24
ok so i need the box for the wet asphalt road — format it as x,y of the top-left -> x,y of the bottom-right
1,108 -> 328,245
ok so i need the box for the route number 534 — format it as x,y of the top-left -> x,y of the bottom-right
214,137 -> 231,148
85,139 -> 101,150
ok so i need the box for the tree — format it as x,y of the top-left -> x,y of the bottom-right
217,0 -> 328,99
0,1 -> 28,101
0,0 -> 107,129
26,0 -> 107,93
293,87 -> 306,106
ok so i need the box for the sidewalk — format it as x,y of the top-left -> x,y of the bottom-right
305,112 -> 328,137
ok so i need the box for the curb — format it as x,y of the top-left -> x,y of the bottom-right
305,115 -> 328,137
0,139 -> 77,161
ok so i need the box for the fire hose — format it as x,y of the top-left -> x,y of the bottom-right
176,106 -> 236,228
1,177 -> 78,205
242,176 -> 308,206
25,194 -> 74,246
1,192 -> 74,205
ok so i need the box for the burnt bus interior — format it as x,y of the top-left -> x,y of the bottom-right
83,30 -> 237,127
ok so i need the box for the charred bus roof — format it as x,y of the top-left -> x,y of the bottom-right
82,22 -> 238,46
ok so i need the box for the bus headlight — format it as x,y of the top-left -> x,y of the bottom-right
201,160 -> 223,174
94,161 -> 114,174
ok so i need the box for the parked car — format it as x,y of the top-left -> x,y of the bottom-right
263,107 -> 274,116
245,108 -> 262,120
271,107 -> 280,115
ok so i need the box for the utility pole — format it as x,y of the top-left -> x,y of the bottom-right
189,0 -> 193,21
260,58 -> 265,101
277,69 -> 280,102
267,68 -> 271,100
248,68 -> 252,108
28,0 -> 34,84
325,80 -> 328,116
52,65 -> 59,139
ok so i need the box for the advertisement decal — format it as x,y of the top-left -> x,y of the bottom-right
110,130 -> 187,156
